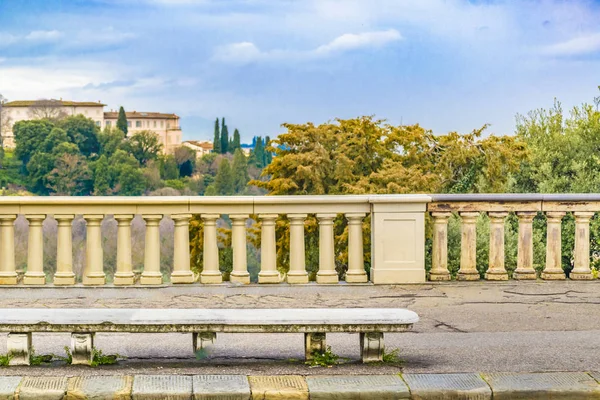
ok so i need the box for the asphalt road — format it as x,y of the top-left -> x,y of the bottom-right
0,281 -> 599,375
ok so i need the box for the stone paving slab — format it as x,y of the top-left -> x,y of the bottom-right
132,375 -> 192,400
248,375 -> 308,400
590,372 -> 600,383
402,373 -> 491,400
482,372 -> 600,400
0,377 -> 21,400
192,375 -> 250,400
306,375 -> 410,399
15,376 -> 68,400
66,375 -> 132,400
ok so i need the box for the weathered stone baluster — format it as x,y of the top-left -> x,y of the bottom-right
171,214 -> 195,284
83,215 -> 105,285
201,214 -> 222,284
541,212 -> 566,280
230,214 -> 250,284
259,214 -> 279,283
54,215 -> 76,285
0,215 -> 17,285
457,212 -> 480,280
485,212 -> 509,280
141,214 -> 163,285
346,213 -> 368,283
287,214 -> 309,284
514,212 -> 537,280
317,213 -> 338,284
24,215 -> 46,285
113,215 -> 134,285
571,211 -> 595,280
430,212 -> 451,281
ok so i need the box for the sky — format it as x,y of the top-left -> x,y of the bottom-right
1,0 -> 600,142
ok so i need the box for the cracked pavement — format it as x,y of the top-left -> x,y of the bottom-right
0,281 -> 599,375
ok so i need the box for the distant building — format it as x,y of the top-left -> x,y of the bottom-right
1,99 -> 182,153
183,140 -> 214,158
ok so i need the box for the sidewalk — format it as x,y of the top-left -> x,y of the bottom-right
2,372 -> 600,399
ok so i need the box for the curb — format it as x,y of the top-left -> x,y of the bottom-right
0,372 -> 599,399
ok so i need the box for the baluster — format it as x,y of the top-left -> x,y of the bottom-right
514,212 -> 537,280
287,214 -> 308,284
230,214 -> 250,284
346,213 -> 368,283
258,214 -> 279,283
54,214 -> 75,285
141,214 -> 163,285
201,214 -> 222,284
83,215 -> 105,285
430,212 -> 451,281
571,211 -> 594,280
114,214 -> 134,285
23,215 -> 46,285
485,212 -> 508,280
457,212 -> 479,280
316,213 -> 338,284
0,215 -> 17,285
541,211 -> 566,280
171,214 -> 195,284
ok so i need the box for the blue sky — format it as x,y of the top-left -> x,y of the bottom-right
1,0 -> 600,142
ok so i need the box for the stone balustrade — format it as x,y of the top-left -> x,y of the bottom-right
428,194 -> 600,281
0,195 -> 428,286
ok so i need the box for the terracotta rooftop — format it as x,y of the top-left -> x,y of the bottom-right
3,100 -> 106,107
104,111 -> 178,119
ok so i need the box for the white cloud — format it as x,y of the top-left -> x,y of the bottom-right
25,30 -> 62,42
541,33 -> 600,57
213,29 -> 402,64
315,29 -> 401,55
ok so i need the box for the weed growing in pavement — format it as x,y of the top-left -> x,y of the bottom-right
0,354 -> 12,367
381,348 -> 403,364
29,348 -> 55,365
305,346 -> 340,368
60,346 -> 124,366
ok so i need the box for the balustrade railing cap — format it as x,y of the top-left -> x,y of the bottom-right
430,193 -> 600,202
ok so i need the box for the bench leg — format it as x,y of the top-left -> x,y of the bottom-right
71,333 -> 95,365
304,333 -> 326,361
193,332 -> 216,354
7,333 -> 32,366
360,332 -> 384,363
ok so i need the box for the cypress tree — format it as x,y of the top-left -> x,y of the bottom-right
93,155 -> 111,195
252,136 -> 265,168
117,106 -> 128,135
232,129 -> 241,152
214,158 -> 234,195
232,148 -> 249,193
213,118 -> 221,154
264,135 -> 273,165
220,118 -> 229,154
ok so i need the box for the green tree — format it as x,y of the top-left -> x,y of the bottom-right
264,135 -> 273,165
159,155 -> 179,180
213,118 -> 221,154
57,115 -> 100,157
46,153 -> 91,195
214,158 -> 234,195
174,146 -> 196,177
117,106 -> 128,135
250,136 -> 265,168
232,149 -> 249,193
123,131 -> 163,166
13,120 -> 54,166
98,127 -> 125,157
117,165 -> 146,195
93,155 -> 111,195
220,118 -> 229,154
232,129 -> 241,152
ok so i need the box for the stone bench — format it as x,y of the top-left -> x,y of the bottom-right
0,308 -> 418,365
